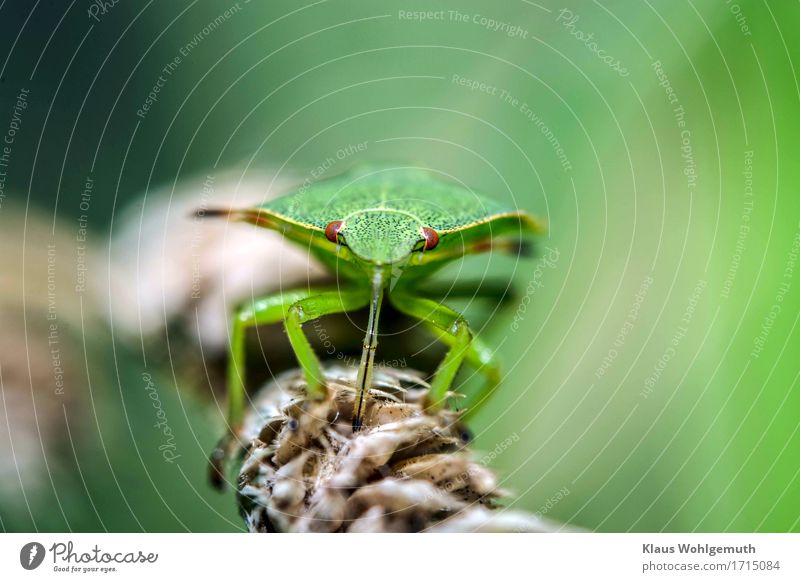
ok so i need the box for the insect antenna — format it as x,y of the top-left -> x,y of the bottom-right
352,269 -> 386,432
191,207 -> 237,219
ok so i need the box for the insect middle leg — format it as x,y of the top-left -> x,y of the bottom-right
210,286 -> 369,489
388,291 -> 501,416
422,324 -> 502,418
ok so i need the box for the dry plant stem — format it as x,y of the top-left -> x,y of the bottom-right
230,365 -> 567,533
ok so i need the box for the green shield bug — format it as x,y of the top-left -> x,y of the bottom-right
203,166 -> 543,488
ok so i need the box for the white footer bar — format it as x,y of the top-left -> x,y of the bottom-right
1,533 -> 798,581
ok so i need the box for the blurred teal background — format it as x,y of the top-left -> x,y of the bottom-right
0,0 -> 798,532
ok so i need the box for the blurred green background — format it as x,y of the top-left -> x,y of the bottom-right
0,0 -> 798,532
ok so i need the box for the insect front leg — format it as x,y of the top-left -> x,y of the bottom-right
389,291 -> 494,413
283,287 -> 371,392
210,286 -> 369,490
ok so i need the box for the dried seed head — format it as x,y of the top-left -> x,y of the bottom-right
233,365 -> 565,533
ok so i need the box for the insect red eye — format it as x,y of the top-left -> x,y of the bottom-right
421,227 -> 439,251
325,220 -> 343,243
